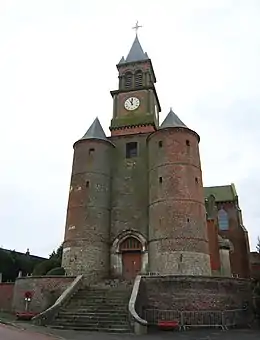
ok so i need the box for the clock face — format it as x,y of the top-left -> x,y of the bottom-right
124,97 -> 140,111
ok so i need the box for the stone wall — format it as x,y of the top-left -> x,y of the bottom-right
12,276 -> 75,314
0,283 -> 14,312
141,275 -> 252,311
110,133 -> 150,241
148,128 -> 211,275
62,138 -> 113,277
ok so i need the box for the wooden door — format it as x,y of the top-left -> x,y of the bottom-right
122,252 -> 141,280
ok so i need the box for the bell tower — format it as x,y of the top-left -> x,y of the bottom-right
110,23 -> 161,136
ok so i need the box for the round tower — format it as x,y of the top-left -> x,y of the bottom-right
148,109 -> 211,276
62,118 -> 114,279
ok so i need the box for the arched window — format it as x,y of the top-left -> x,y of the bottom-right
218,209 -> 229,231
124,72 -> 133,89
134,70 -> 143,88
120,237 -> 142,252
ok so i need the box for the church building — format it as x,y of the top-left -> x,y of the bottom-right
61,32 -> 250,281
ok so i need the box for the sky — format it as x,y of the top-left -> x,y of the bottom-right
0,0 -> 259,257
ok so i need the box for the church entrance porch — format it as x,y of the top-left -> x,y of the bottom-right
120,237 -> 142,280
110,231 -> 148,279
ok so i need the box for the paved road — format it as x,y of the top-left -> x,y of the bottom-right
1,323 -> 260,340
0,324 -> 60,340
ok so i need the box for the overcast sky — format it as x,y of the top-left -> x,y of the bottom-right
0,0 -> 259,257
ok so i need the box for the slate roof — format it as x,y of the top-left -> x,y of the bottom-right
204,184 -> 238,202
0,248 -> 46,261
160,108 -> 187,129
121,35 -> 149,63
80,117 -> 109,142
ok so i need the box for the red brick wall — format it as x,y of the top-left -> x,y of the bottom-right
0,283 -> 14,312
111,125 -> 155,136
142,275 -> 252,311
12,276 -> 75,314
250,252 -> 260,280
217,202 -> 250,278
207,219 -> 221,272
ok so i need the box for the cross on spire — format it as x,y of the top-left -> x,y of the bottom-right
132,21 -> 142,35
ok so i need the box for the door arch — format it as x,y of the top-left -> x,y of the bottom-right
120,237 -> 142,280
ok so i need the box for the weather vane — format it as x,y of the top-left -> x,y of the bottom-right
132,21 -> 142,35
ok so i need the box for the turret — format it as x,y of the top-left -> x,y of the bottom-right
147,109 -> 211,276
62,118 -> 114,279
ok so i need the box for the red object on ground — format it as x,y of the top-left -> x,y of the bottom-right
158,320 -> 179,329
16,312 -> 38,321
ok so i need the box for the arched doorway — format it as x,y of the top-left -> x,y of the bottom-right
120,237 -> 142,280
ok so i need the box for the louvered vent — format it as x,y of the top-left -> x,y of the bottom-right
124,72 -> 133,89
135,71 -> 143,88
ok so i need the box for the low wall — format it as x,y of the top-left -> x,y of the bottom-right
141,275 -> 252,311
12,276 -> 75,314
0,283 -> 14,312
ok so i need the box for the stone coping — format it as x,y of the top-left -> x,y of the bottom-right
16,276 -> 76,280
141,274 -> 250,282
129,275 -> 147,326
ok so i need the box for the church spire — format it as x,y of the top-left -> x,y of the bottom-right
119,21 -> 149,64
160,108 -> 187,129
125,35 -> 149,63
79,117 -> 109,142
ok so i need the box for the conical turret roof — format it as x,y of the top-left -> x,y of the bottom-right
79,117 -> 109,142
125,35 -> 149,63
160,108 -> 187,129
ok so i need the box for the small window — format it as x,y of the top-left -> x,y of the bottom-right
186,140 -> 190,146
89,148 -> 95,155
187,218 -> 190,222
195,177 -> 198,183
159,177 -> 162,183
126,142 -> 138,158
86,181 -> 90,188
159,141 -> 163,148
218,209 -> 229,231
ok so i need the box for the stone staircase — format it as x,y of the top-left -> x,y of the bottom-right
49,281 -> 133,333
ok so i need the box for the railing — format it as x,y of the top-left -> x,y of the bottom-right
144,308 -> 249,330
128,275 -> 148,335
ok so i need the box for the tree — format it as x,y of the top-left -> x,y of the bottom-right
49,244 -> 63,262
32,244 -> 63,276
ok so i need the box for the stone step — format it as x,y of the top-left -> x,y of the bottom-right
66,302 -> 128,308
59,310 -> 128,316
54,318 -> 129,326
49,285 -> 132,333
86,288 -> 131,294
49,324 -> 131,333
61,308 -> 128,314
57,312 -> 128,319
72,296 -> 129,302
68,302 -> 127,308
